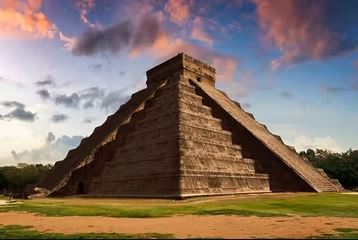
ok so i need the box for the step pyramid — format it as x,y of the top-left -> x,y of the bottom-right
36,53 -> 343,198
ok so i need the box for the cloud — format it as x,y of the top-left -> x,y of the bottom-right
78,87 -> 105,109
149,33 -> 238,81
254,0 -> 358,68
0,101 -> 37,122
320,83 -> 358,94
55,93 -> 80,108
291,135 -> 342,152
71,13 -> 162,56
35,75 -> 56,87
71,20 -> 131,55
0,0 -> 57,39
40,85 -> 128,112
11,132 -> 83,164
36,89 -> 50,100
100,89 -> 129,112
164,0 -> 191,25
0,76 -> 23,88
75,0 -> 97,28
67,1 -> 237,81
225,70 -> 254,97
50,113 -> 68,123
191,17 -> 214,46
321,86 -> 348,93
90,63 -> 102,71
46,132 -> 55,143
83,117 -> 94,123
280,91 -> 293,99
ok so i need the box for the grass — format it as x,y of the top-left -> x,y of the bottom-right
1,225 -> 357,239
0,193 -> 357,218
0,225 -> 174,239
315,228 -> 358,239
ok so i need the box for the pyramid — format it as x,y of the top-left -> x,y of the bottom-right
36,53 -> 343,198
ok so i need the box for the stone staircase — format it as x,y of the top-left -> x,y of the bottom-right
176,79 -> 270,196
191,79 -> 342,192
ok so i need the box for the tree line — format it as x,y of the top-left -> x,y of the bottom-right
0,163 -> 52,196
299,149 -> 358,190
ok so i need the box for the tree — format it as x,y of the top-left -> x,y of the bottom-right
299,149 -> 358,190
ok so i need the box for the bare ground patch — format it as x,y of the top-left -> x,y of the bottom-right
0,212 -> 357,238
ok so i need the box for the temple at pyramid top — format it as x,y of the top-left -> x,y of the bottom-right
35,53 -> 343,198
146,53 -> 216,86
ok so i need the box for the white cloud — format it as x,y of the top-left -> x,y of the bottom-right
9,132 -> 83,165
290,135 -> 342,152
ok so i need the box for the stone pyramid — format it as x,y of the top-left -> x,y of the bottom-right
36,53 -> 343,198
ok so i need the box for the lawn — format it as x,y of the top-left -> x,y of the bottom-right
0,225 -> 174,239
0,225 -> 357,239
0,193 -> 357,218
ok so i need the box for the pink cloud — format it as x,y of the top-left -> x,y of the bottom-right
254,0 -> 358,69
150,31 -> 237,81
164,0 -> 191,25
75,0 -> 98,28
191,17 -> 214,46
67,0 -> 237,82
0,0 -> 57,39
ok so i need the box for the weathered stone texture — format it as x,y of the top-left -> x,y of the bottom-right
36,53 -> 342,198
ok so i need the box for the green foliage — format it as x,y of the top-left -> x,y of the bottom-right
315,228 -> 358,239
0,164 -> 52,193
0,193 -> 357,218
333,228 -> 358,239
299,149 -> 358,189
0,225 -> 174,239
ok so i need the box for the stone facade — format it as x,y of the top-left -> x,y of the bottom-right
36,53 -> 342,198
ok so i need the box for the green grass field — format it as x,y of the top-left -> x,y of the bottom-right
0,193 -> 357,218
0,225 -> 356,239
0,225 -> 174,239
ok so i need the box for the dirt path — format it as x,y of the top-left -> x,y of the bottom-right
0,212 -> 357,238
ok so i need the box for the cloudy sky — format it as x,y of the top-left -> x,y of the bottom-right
0,0 -> 357,166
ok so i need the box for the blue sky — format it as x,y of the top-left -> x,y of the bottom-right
0,0 -> 357,165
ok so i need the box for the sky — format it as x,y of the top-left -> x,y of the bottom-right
0,0 -> 357,166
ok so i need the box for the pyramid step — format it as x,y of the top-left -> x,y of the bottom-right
179,111 -> 223,130
124,123 -> 179,144
143,98 -> 213,117
152,89 -> 203,105
181,158 -> 256,173
154,81 -> 196,97
134,111 -> 178,130
102,157 -> 179,178
180,173 -> 270,195
125,122 -> 233,145
181,156 -> 255,166
180,170 -> 264,177
179,124 -> 233,142
114,138 -> 178,158
178,99 -> 212,115
128,109 -> 146,123
179,137 -> 242,155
